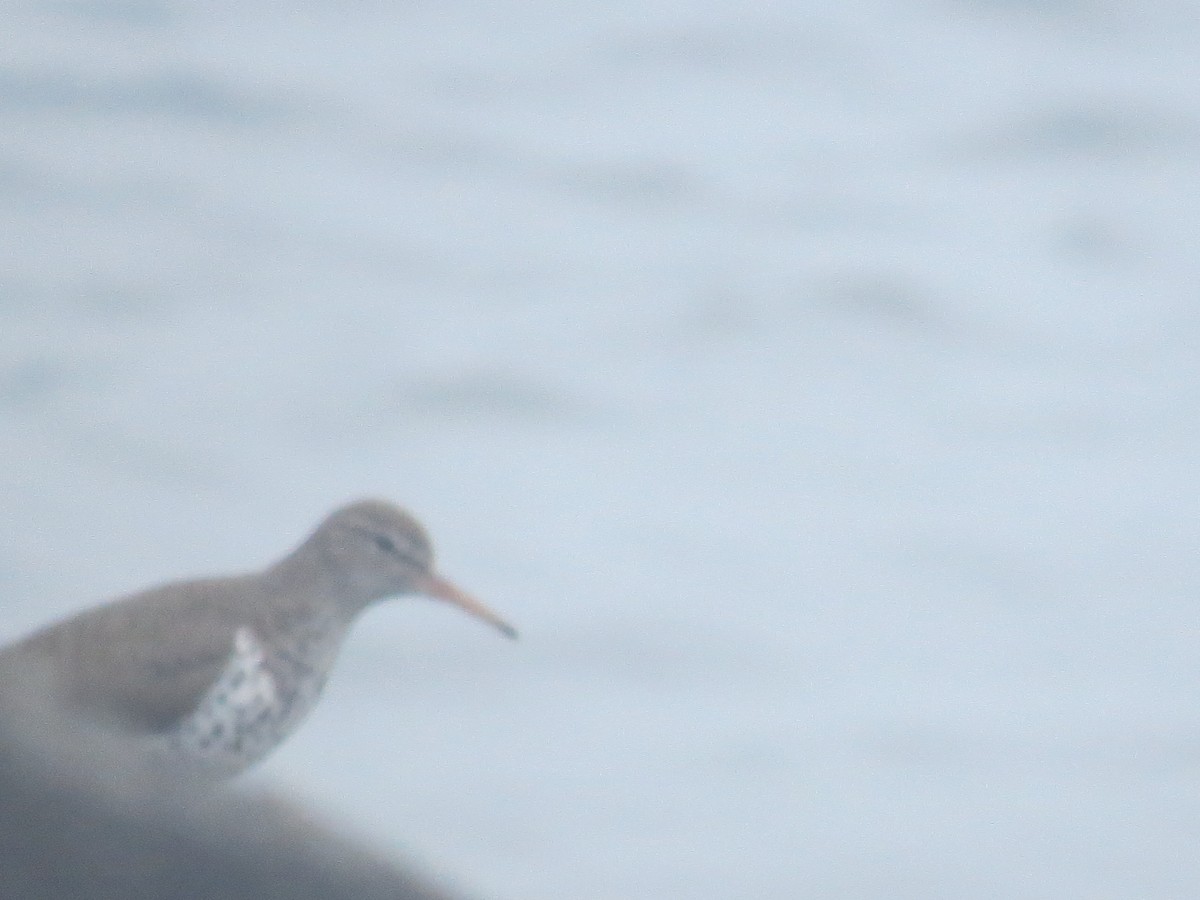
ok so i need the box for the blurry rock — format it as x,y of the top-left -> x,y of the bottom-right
0,674 -> 469,900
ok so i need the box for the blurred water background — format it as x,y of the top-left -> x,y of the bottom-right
3,2 -> 1200,897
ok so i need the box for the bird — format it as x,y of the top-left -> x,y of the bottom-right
0,499 -> 516,778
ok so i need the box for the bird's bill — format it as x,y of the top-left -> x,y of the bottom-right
420,573 -> 518,639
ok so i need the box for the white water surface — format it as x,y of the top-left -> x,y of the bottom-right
3,2 -> 1199,898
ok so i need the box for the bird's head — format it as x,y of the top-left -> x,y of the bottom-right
300,499 -> 517,638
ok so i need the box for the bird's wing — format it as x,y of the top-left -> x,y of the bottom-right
105,622 -> 242,733
3,578 -> 259,734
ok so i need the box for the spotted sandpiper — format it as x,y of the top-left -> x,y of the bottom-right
0,499 -> 516,778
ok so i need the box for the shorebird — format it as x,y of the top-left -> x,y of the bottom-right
0,499 -> 516,778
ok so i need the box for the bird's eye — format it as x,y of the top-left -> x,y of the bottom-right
373,534 -> 396,553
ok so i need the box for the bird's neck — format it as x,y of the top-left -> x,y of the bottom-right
260,548 -> 363,626
255,560 -> 358,678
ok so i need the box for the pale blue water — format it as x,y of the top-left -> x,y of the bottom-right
3,2 -> 1200,898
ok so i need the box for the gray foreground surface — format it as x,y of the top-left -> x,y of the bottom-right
0,692 -> 464,900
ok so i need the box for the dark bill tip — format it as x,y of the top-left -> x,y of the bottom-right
420,573 -> 518,640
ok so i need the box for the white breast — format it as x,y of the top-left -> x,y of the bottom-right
170,614 -> 348,777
